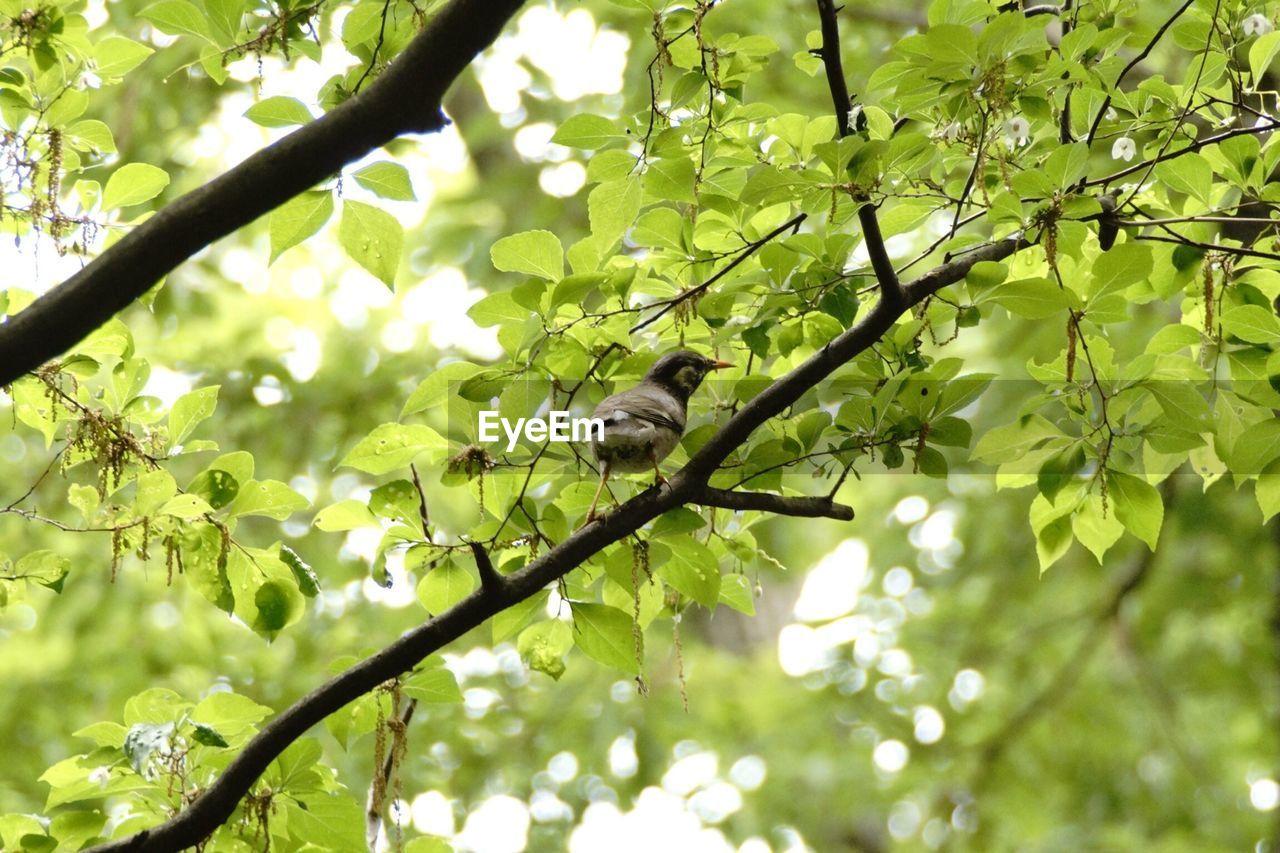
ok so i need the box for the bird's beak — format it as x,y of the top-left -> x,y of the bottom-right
710,360 -> 733,370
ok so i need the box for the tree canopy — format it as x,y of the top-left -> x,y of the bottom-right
1,0 -> 1279,850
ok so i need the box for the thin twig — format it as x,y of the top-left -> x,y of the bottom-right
1083,0 -> 1195,147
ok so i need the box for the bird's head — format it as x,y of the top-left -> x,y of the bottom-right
643,350 -> 732,400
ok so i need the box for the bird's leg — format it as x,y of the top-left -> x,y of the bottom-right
650,449 -> 667,489
584,461 -> 611,524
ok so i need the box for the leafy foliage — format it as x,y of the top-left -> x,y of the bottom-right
2,0 -> 1280,849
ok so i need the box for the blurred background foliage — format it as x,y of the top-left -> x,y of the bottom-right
0,0 -> 1278,850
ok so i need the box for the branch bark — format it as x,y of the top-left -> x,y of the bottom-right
0,0 -> 528,387
694,486 -> 854,520
813,0 -> 902,304
88,226 -> 1027,853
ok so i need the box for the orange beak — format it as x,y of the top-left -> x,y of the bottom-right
710,360 -> 733,370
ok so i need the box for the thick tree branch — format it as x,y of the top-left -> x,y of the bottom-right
87,222 -> 1030,852
693,486 -> 854,520
0,0 -> 528,387
468,540 -> 506,594
813,0 -> 902,304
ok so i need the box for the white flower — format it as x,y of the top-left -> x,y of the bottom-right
89,767 -> 111,789
1004,116 -> 1030,149
1111,137 -> 1136,161
933,121 -> 962,142
1244,14 -> 1274,36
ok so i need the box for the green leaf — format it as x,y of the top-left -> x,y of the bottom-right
244,95 -> 313,128
403,667 -> 463,703
632,207 -> 687,252
191,722 -> 229,747
369,480 -> 421,529
1230,418 -> 1280,474
571,603 -> 639,673
169,385 -> 219,446
94,36 -> 155,78
204,0 -> 246,42
719,573 -> 756,615
416,559 -> 475,613
227,479 -> 308,520
467,291 -> 529,328
1249,30 -> 1280,81
1043,142 -> 1089,188
287,794 -> 365,852
314,499 -> 378,531
191,691 -> 272,734
339,200 -> 403,288
253,579 -> 304,635
588,177 -> 642,248
340,423 -> 447,475
661,538 -> 721,608
1029,493 -> 1076,572
269,191 -> 333,263
402,361 -> 482,417
14,550 -> 69,592
1036,444 -> 1085,503
136,470 -> 179,516
1257,458 -> 1280,522
1155,154 -> 1213,205
965,261 -> 1009,289
1221,304 -> 1280,344
188,469 -> 240,509
491,230 -> 564,280
1090,243 -> 1152,298
102,163 -> 170,210
67,120 -> 116,155
551,114 -> 623,149
494,590 -> 550,642
1104,470 -> 1164,550
139,0 -> 212,41
159,493 -> 215,519
972,414 -> 1062,463
518,619 -> 572,679
352,161 -> 416,201
644,156 -> 696,203
986,277 -> 1069,319
1071,495 -> 1125,563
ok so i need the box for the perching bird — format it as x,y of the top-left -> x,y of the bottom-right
584,350 -> 731,522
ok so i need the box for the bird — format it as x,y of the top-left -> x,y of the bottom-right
584,350 -> 731,523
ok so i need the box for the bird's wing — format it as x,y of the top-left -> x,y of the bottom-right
593,386 -> 686,434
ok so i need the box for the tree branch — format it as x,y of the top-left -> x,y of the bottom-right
86,223 -> 1032,853
468,540 -> 506,594
1082,0 -> 1194,148
1085,119 -> 1280,189
629,212 -> 806,335
813,0 -> 902,304
0,0 -> 529,387
693,486 -> 854,520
